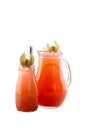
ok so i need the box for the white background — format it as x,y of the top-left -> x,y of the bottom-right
0,0 -> 87,129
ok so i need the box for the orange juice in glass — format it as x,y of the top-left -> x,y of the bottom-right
36,51 -> 71,107
15,47 -> 38,112
15,65 -> 38,112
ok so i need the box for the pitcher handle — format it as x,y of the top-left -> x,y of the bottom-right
62,59 -> 71,87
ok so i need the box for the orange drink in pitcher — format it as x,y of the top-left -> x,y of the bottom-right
36,42 -> 71,107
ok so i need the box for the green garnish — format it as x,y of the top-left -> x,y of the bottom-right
20,47 -> 34,67
43,41 -> 61,52
20,52 -> 27,66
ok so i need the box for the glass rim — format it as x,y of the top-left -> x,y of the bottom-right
18,65 -> 35,70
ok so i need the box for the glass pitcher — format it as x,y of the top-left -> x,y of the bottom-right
15,65 -> 38,112
36,51 -> 71,107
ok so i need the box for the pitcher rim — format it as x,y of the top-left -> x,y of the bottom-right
37,50 -> 63,57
